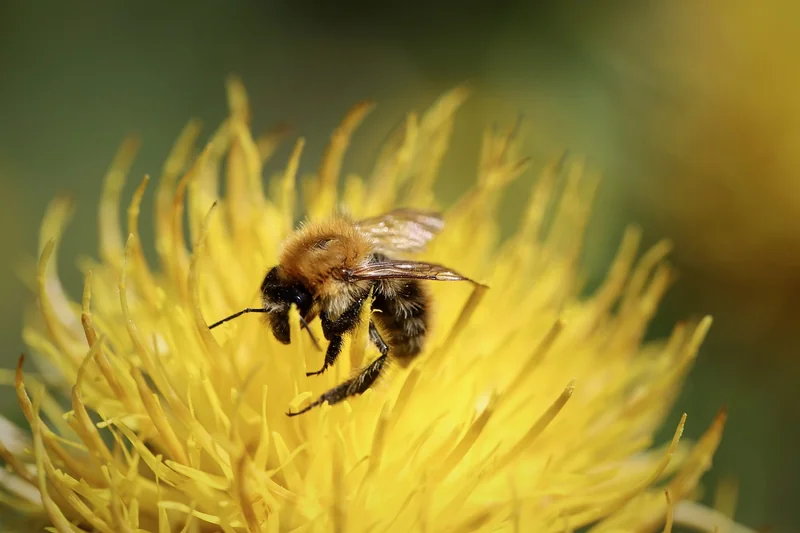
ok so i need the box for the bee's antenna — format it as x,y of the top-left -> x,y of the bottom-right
208,307 -> 323,352
208,308 -> 267,329
298,316 -> 323,351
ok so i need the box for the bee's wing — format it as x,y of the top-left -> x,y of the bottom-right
345,260 -> 486,287
355,209 -> 445,255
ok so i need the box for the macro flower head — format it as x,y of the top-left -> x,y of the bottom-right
0,78 -> 733,532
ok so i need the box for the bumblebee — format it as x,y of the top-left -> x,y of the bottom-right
209,209 -> 481,415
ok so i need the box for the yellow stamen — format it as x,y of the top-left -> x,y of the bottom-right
0,81 -> 749,533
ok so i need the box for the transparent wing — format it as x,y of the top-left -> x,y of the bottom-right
345,260 -> 485,286
356,209 -> 445,255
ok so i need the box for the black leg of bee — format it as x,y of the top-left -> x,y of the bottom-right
286,353 -> 389,417
368,321 -> 389,355
307,298 -> 366,376
306,336 -> 343,377
287,321 -> 391,417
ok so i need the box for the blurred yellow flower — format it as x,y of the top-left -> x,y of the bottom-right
598,0 -> 800,347
1,79 -> 734,532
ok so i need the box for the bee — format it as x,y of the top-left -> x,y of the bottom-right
208,208 -> 483,416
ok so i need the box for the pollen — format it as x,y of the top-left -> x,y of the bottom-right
0,77 -> 742,532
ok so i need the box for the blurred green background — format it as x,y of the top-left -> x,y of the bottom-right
0,1 -> 797,530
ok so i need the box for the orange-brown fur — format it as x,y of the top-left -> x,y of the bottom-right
277,215 -> 374,318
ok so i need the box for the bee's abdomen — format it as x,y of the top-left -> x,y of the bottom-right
372,279 -> 429,363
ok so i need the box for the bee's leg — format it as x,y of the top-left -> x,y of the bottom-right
308,298 -> 365,376
368,320 -> 389,355
288,326 -> 389,417
286,352 -> 389,416
306,336 -> 343,377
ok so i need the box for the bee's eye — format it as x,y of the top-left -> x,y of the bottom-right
292,288 -> 312,314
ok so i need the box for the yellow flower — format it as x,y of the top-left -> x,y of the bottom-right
1,78 -> 738,532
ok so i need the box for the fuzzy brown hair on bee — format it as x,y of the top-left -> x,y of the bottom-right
208,208 -> 486,416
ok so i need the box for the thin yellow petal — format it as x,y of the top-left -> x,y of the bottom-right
663,490 -> 674,533
99,135 -> 141,269
308,99 -> 375,219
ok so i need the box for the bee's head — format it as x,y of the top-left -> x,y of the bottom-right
260,266 -> 313,344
